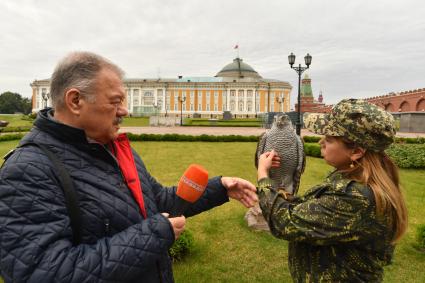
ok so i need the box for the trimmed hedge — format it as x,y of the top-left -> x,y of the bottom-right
0,132 -> 424,168
0,126 -> 32,133
304,143 -> 321,158
304,142 -> 425,168
126,133 -> 259,142
386,144 -> 425,168
303,136 -> 321,143
169,229 -> 195,261
0,133 -> 24,142
395,137 -> 425,144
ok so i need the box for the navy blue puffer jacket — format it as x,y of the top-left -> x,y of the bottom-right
0,109 -> 229,283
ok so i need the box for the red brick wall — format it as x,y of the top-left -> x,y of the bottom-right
365,88 -> 425,112
299,88 -> 425,114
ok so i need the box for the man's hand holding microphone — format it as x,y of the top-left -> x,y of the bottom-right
163,164 -> 257,240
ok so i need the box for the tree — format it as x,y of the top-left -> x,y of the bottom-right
0,92 -> 32,114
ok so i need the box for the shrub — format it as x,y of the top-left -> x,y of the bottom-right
386,144 -> 425,168
416,224 -> 425,251
21,113 -> 37,121
395,137 -> 425,144
169,229 -> 195,262
304,143 -> 321,158
303,136 -> 321,143
125,133 -> 259,142
0,133 -> 24,142
1,126 -> 32,133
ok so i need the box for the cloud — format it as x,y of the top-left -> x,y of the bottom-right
0,0 -> 424,106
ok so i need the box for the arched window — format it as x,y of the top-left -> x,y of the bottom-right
416,99 -> 425,111
385,103 -> 395,112
400,101 -> 410,112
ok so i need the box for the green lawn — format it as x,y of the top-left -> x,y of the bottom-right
121,117 -> 150,127
0,114 -> 33,127
0,141 -> 424,282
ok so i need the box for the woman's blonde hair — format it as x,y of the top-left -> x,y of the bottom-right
338,137 -> 408,243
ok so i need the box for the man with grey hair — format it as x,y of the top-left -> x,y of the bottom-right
0,51 -> 257,283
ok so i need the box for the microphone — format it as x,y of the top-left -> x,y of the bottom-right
169,164 -> 209,217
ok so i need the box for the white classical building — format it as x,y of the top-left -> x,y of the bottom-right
30,57 -> 292,118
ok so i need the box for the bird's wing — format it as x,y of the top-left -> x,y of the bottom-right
293,135 -> 306,195
255,132 -> 267,169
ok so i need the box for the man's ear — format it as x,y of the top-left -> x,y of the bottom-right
64,88 -> 83,115
351,147 -> 366,162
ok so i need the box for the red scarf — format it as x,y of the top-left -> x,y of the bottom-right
110,133 -> 147,218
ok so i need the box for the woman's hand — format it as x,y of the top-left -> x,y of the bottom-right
258,150 -> 281,179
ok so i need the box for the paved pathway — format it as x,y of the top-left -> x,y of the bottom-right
120,126 -> 425,138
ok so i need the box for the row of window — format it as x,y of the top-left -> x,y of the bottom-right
128,89 -> 284,99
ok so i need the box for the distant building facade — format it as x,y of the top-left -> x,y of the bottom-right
30,57 -> 292,118
294,74 -> 326,113
294,74 -> 425,115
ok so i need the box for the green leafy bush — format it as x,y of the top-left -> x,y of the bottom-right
1,126 -> 31,133
21,113 -> 37,121
303,136 -> 321,143
304,143 -> 321,157
126,133 -> 259,142
169,229 -> 195,262
0,133 -> 24,142
395,137 -> 425,144
416,224 -> 425,251
386,144 -> 425,168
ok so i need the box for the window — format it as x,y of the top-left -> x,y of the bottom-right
230,102 -> 235,111
190,104 -> 194,111
230,90 -> 235,97
182,104 -> 186,111
157,99 -> 163,110
143,91 -> 154,105
206,104 -> 210,111
238,90 -> 244,97
190,91 -> 194,99
247,90 -> 253,98
133,89 -> 139,106
198,103 -> 202,111
174,104 -> 178,111
239,102 -> 244,112
214,91 -> 218,98
247,102 -> 252,112
206,91 -> 210,99
214,104 -> 218,111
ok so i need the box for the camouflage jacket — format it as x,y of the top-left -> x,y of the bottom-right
258,171 -> 394,283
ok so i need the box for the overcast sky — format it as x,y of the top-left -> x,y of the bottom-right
1,0 -> 424,106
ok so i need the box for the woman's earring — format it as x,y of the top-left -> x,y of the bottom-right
350,160 -> 355,168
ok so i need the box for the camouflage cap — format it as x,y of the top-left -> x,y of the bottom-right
303,99 -> 396,152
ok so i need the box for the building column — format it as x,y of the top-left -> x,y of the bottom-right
243,89 -> 247,114
226,88 -> 230,111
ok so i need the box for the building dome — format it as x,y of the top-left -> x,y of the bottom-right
215,57 -> 262,78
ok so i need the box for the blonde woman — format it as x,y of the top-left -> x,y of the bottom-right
257,99 -> 408,282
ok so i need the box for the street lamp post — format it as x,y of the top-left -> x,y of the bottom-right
41,92 -> 50,109
288,52 -> 312,136
178,94 -> 186,126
